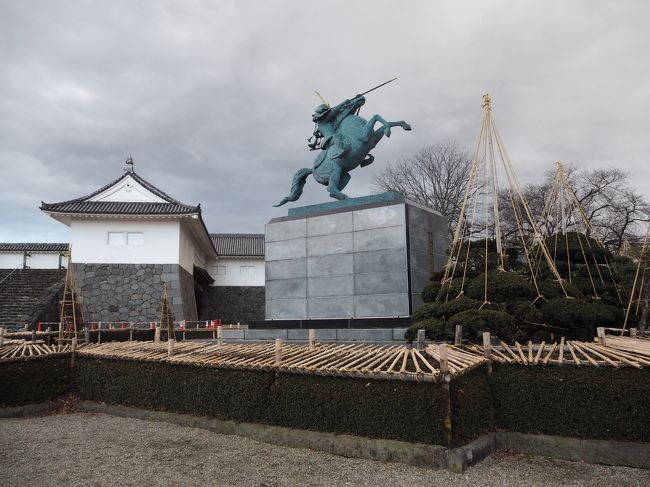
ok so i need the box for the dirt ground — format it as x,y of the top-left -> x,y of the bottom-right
1,413 -> 648,487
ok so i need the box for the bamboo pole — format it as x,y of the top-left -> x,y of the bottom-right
454,325 -> 462,346
275,339 -> 283,364
416,329 -> 425,351
308,329 -> 316,351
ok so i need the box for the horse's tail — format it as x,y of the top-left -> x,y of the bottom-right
273,168 -> 312,207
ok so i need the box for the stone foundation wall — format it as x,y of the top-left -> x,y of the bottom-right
207,286 -> 265,324
74,264 -> 196,323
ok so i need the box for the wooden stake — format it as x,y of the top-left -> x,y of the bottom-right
308,329 -> 316,351
217,326 -> 224,346
416,329 -> 425,351
129,323 -> 133,342
85,328 -> 90,344
482,332 -> 492,359
167,339 -> 175,357
275,339 -> 283,364
0,327 -> 5,347
597,327 -> 606,345
630,328 -> 638,338
454,325 -> 462,346
71,336 -> 77,368
438,343 -> 449,378
483,332 -> 493,373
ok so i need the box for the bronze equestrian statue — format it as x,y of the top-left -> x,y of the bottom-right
274,81 -> 412,206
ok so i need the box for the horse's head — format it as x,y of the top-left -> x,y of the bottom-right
312,104 -> 331,122
351,95 -> 366,110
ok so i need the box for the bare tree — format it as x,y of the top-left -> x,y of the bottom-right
498,167 -> 648,251
372,143 -> 471,236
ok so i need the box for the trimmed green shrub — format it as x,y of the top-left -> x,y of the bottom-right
404,318 -> 447,342
413,296 -> 482,322
543,232 -> 611,264
76,358 -> 451,446
0,358 -> 72,406
466,271 -> 536,303
541,298 -> 617,340
536,279 -> 583,300
413,302 -> 441,322
447,309 -> 516,340
422,281 -> 442,303
507,301 -> 543,325
436,279 -> 464,301
450,367 -> 493,446
489,364 -> 650,442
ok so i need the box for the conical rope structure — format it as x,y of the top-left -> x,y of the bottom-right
58,251 -> 84,343
623,221 -> 649,333
160,283 -> 175,341
533,162 -> 623,303
441,95 -> 566,305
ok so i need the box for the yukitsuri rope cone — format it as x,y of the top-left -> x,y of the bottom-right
441,94 -> 566,305
623,221 -> 650,333
532,161 -> 623,303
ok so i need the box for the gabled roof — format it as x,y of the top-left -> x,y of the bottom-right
40,201 -> 199,215
210,233 -> 265,257
0,243 -> 69,253
40,167 -> 217,258
40,170 -> 199,216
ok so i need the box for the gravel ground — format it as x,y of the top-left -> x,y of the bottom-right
1,413 -> 649,487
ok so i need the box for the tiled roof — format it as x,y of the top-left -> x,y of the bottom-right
210,233 -> 264,257
0,243 -> 69,253
40,170 -> 199,215
40,201 -> 199,215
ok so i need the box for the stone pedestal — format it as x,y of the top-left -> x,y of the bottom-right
265,192 -> 448,320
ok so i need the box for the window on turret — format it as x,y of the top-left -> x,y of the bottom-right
107,232 -> 126,245
127,232 -> 143,245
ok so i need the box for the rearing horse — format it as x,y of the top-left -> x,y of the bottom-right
274,95 -> 411,206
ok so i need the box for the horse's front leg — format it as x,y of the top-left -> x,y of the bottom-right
362,115 -> 412,139
327,165 -> 348,200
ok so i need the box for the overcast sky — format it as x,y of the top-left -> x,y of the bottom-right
1,0 -> 648,243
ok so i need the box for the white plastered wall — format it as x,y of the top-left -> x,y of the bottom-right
0,253 -> 67,269
209,258 -> 265,286
69,218 -> 180,264
179,222 -> 209,274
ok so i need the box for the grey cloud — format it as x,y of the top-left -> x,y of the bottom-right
1,0 -> 649,241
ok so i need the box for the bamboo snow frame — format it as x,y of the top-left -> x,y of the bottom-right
76,341 -> 486,383
0,341 -> 74,363
442,94 -> 566,304
533,162 -> 622,302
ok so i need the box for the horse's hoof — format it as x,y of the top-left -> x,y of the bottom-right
403,123 -> 412,131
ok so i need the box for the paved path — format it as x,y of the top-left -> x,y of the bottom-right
1,413 -> 648,486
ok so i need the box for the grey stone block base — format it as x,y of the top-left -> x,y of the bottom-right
265,194 -> 449,320
495,432 -> 650,470
221,327 -> 407,342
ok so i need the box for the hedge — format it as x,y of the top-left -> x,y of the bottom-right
0,358 -> 73,407
489,364 -> 650,442
3,356 -> 648,448
75,359 -> 458,446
